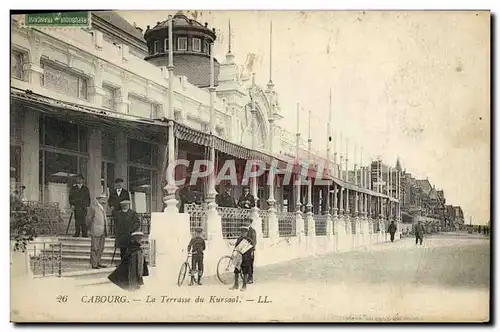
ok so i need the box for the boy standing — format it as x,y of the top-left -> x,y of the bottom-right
187,227 -> 206,286
230,226 -> 254,292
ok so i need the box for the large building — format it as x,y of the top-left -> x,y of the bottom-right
10,10 -> 463,242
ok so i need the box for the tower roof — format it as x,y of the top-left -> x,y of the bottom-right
144,11 -> 216,39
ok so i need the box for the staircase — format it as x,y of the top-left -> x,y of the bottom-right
31,236 -> 152,278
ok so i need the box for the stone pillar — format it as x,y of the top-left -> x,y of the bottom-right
87,128 -> 102,198
20,110 -> 40,201
115,132 -> 128,189
116,75 -> 131,114
90,60 -> 106,107
25,31 -> 43,86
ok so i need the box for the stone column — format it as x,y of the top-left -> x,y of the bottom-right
25,31 -> 43,86
89,59 -> 106,107
87,128 -> 102,198
21,110 -> 40,201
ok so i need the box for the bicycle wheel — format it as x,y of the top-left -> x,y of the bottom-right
177,262 -> 188,286
217,255 -> 236,285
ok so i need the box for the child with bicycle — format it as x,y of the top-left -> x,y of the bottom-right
230,226 -> 254,291
187,227 -> 206,286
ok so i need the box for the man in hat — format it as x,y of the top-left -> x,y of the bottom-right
114,200 -> 140,261
69,174 -> 91,237
178,185 -> 196,213
237,187 -> 255,209
230,226 -> 254,292
108,178 -> 130,214
187,227 -> 206,285
86,193 -> 108,269
415,220 -> 425,246
388,220 -> 397,243
108,231 -> 148,291
245,218 -> 257,284
216,185 -> 237,208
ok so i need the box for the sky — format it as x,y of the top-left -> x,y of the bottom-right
119,10 -> 490,225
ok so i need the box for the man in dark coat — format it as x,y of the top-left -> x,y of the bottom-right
108,231 -> 148,291
178,186 -> 196,213
388,220 -> 397,243
216,186 -> 237,208
230,226 -> 254,292
415,221 -> 425,246
108,178 -> 130,215
69,174 -> 91,237
114,200 -> 140,261
237,187 -> 255,209
245,218 -> 257,284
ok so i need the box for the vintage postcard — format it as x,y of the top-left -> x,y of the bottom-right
9,9 -> 490,322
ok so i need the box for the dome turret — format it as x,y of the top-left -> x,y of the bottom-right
144,11 -> 220,88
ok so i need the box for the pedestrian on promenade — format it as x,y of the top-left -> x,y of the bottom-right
108,178 -> 130,216
388,220 -> 397,242
86,193 -> 108,269
114,200 -> 140,262
108,231 -> 148,291
415,221 -> 425,246
245,218 -> 257,284
69,174 -> 91,237
230,226 -> 254,292
187,227 -> 206,286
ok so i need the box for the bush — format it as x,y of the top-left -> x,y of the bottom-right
10,198 -> 38,252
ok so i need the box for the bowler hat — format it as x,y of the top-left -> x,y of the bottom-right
96,193 -> 107,199
114,178 -> 124,183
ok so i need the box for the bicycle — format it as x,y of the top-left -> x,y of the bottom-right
177,252 -> 194,286
216,241 -> 244,285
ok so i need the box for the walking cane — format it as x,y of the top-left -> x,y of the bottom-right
111,247 -> 117,265
65,211 -> 74,235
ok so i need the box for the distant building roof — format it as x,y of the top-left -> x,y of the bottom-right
93,11 -> 146,42
415,179 -> 432,195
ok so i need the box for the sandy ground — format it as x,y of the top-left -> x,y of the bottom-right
10,232 -> 490,322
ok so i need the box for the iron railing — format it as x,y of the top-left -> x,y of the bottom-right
107,213 -> 151,236
185,204 -> 208,235
314,214 -> 327,236
277,212 -> 296,237
217,207 -> 251,239
28,241 -> 63,277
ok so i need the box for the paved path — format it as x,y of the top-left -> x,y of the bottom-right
11,232 -> 490,322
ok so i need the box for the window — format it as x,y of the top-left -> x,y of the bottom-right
178,37 -> 187,51
129,138 -> 158,166
204,41 -> 210,55
41,62 -> 88,100
10,145 -> 21,192
128,166 -> 157,213
11,51 -> 23,80
192,38 -> 201,52
153,40 -> 159,54
129,95 -> 157,119
38,116 -> 89,209
164,38 -> 169,52
103,85 -> 116,110
41,116 -> 88,153
128,138 -> 158,213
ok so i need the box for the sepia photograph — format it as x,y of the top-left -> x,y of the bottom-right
8,8 -> 491,323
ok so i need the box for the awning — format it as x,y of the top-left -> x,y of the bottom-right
11,88 -> 169,135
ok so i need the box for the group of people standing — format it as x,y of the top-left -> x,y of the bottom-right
387,220 -> 426,246
69,174 -> 147,290
183,186 -> 258,290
